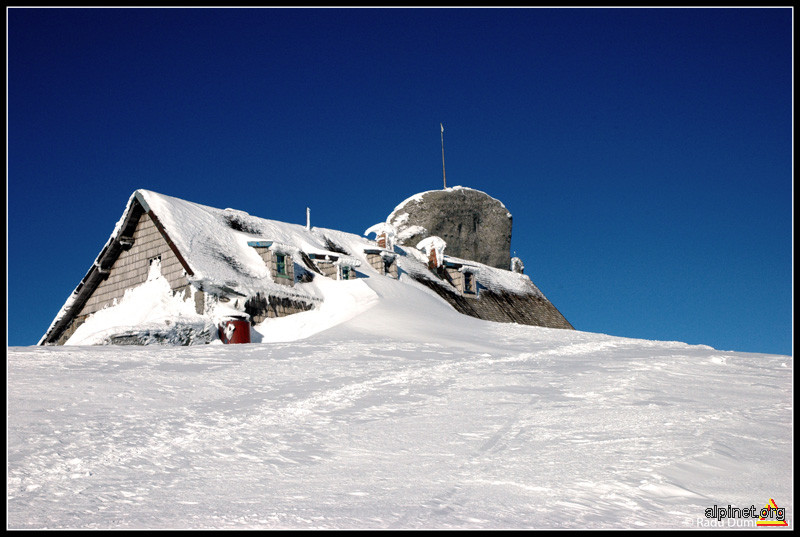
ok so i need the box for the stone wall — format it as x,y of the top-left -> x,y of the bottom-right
244,293 -> 315,324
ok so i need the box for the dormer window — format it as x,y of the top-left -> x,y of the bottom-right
250,242 -> 296,287
364,248 -> 397,279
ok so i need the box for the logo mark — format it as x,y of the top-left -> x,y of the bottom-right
757,498 -> 788,527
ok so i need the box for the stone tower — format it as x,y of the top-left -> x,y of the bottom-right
387,186 -> 512,270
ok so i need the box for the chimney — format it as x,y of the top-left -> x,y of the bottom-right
428,249 -> 438,270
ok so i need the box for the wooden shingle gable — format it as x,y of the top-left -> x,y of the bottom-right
39,191 -> 196,345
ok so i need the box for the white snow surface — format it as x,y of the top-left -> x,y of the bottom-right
8,273 -> 793,529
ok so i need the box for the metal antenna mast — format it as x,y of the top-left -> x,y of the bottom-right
440,123 -> 447,189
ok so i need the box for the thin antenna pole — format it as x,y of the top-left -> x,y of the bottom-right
440,122 -> 447,189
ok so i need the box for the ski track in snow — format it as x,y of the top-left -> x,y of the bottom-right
7,328 -> 792,529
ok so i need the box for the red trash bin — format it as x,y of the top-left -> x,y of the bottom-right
219,317 -> 251,344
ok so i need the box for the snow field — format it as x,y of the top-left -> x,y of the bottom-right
8,274 -> 793,529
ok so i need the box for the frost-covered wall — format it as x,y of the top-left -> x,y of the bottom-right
55,213 -> 192,345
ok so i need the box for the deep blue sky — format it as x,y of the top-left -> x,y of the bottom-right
7,7 -> 793,355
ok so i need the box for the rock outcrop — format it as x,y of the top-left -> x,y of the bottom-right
388,187 -> 512,270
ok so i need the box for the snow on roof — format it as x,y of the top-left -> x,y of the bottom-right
142,188 -> 536,301
138,189 -> 374,300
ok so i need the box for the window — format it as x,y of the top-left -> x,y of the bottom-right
340,266 -> 351,280
463,271 -> 475,294
275,254 -> 288,278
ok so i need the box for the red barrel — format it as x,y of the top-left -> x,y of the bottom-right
219,317 -> 251,344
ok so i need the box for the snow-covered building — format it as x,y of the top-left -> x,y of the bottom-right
39,189 -> 572,346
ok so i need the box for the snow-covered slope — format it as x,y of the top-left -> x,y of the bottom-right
7,274 -> 793,529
